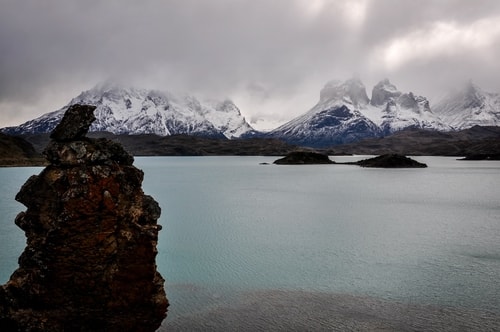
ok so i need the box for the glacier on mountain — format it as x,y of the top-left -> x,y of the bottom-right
3,82 -> 254,139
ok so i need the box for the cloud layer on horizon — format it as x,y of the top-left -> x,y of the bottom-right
1,0 -> 500,129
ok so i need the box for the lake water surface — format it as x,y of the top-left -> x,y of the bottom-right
1,156 -> 499,330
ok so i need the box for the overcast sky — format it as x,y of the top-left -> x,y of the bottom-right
1,0 -> 500,129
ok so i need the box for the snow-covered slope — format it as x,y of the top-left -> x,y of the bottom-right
432,81 -> 500,129
268,78 -> 449,147
3,82 -> 254,139
267,79 -> 381,146
201,99 -> 254,138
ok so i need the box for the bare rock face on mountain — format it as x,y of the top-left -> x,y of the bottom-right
320,78 -> 370,106
0,104 -> 168,331
370,79 -> 402,107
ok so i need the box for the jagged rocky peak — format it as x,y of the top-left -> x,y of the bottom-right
396,92 -> 417,109
396,92 -> 431,113
370,78 -> 402,106
0,104 -> 168,331
371,79 -> 432,117
319,78 -> 370,106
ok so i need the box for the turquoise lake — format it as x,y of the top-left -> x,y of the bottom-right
1,156 -> 499,330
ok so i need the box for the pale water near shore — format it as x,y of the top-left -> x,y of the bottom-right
1,156 -> 499,330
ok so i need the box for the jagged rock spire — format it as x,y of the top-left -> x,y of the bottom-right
370,79 -> 402,107
50,104 -> 96,141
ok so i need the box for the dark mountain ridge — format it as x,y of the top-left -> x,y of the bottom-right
0,133 -> 46,166
325,125 -> 500,156
18,132 -> 298,157
11,125 -> 499,159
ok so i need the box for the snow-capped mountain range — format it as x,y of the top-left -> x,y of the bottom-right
266,78 -> 451,146
2,79 -> 500,148
3,82 -> 254,139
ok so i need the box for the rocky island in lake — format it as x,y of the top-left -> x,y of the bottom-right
356,154 -> 427,168
273,151 -> 427,168
0,105 -> 168,331
273,151 -> 335,164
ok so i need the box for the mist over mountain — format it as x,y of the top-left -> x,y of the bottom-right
266,78 -> 450,147
2,79 -> 500,149
2,82 -> 254,139
432,81 -> 500,130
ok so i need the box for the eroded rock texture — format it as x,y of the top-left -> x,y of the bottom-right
0,104 -> 168,331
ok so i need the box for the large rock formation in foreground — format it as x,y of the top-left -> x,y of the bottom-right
0,105 -> 168,331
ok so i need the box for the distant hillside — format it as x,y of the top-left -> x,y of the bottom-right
326,126 -> 500,156
21,132 -> 298,157
14,125 -> 500,158
99,134 -> 298,156
0,133 -> 46,166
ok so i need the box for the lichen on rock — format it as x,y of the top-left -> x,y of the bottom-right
0,104 -> 168,331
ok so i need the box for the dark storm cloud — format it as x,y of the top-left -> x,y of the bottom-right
1,0 -> 500,128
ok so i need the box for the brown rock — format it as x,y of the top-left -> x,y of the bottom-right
0,105 -> 168,331
50,104 -> 96,142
